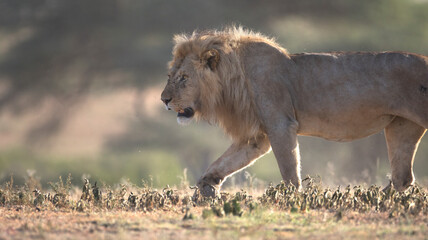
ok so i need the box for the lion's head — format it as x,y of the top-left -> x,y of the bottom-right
161,28 -> 269,142
161,39 -> 221,125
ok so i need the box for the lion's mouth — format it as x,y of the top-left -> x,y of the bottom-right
177,107 -> 194,118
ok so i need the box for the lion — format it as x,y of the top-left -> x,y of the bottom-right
161,27 -> 428,197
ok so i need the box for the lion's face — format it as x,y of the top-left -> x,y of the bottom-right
161,48 -> 220,125
161,57 -> 201,125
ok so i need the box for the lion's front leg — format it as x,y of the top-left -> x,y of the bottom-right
197,134 -> 270,197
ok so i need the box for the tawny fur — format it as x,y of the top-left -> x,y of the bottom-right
161,27 -> 428,196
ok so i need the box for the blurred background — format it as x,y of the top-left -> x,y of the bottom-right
1,0 -> 428,188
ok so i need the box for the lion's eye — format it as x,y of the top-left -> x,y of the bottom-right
179,75 -> 187,82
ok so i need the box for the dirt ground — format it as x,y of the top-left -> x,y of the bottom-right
1,206 -> 426,240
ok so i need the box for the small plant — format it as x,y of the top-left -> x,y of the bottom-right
183,206 -> 195,220
33,189 -> 44,206
178,168 -> 190,190
80,178 -> 91,201
48,174 -> 72,208
92,181 -> 102,203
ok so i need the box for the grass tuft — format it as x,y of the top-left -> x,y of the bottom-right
0,174 -> 426,220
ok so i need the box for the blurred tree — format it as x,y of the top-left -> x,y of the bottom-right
0,0 -> 427,185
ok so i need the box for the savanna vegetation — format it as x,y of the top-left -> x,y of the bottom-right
0,174 -> 426,239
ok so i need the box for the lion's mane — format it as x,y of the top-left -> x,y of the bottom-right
169,27 -> 288,142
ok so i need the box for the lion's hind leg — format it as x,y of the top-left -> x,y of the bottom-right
384,117 -> 426,191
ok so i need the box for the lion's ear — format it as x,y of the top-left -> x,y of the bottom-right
201,49 -> 220,71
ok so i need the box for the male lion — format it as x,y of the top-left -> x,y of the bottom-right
161,27 -> 428,197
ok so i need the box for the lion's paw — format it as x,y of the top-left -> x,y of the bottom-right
200,184 -> 217,198
196,176 -> 221,198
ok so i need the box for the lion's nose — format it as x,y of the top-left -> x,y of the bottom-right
161,97 -> 171,105
161,97 -> 172,110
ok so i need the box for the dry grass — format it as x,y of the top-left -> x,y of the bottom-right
0,175 -> 427,239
